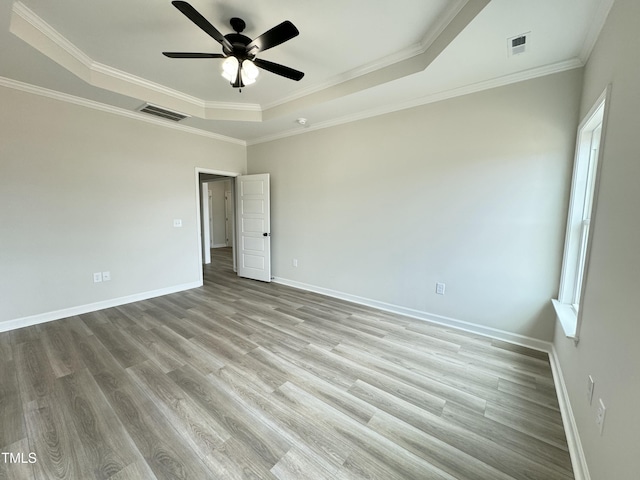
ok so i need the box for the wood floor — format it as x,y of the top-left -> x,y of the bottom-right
0,248 -> 574,480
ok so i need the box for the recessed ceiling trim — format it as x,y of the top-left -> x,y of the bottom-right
262,0 -> 491,121
260,0 -> 474,112
9,0 -> 490,124
89,63 -> 247,112
10,1 -> 262,122
0,75 -> 246,145
1,51 -> 582,149
11,1 -> 93,81
257,32 -> 428,112
249,58 -> 584,146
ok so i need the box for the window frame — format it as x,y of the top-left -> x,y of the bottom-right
554,86 -> 610,342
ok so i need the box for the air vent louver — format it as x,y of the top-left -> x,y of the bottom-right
508,32 -> 530,57
512,36 -> 526,47
137,103 -> 189,122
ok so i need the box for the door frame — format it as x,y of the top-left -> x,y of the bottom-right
224,189 -> 233,247
201,182 -> 212,264
194,168 -> 240,286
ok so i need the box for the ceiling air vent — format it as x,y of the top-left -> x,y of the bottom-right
137,103 -> 189,122
508,32 -> 530,57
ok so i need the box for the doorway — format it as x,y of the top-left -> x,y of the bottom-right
195,168 -> 239,285
195,169 -> 272,285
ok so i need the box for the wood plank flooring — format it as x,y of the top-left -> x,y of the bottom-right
0,248 -> 574,479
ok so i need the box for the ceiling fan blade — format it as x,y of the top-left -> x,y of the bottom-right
171,1 -> 233,52
247,21 -> 299,53
254,58 -> 304,81
163,52 -> 225,58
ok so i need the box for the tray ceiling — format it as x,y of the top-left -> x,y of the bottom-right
0,0 -> 613,143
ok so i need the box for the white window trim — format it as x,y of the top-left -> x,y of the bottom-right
553,86 -> 610,342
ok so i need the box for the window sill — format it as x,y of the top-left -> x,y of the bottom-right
552,299 -> 578,339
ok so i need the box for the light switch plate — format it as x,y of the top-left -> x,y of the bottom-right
596,398 -> 606,435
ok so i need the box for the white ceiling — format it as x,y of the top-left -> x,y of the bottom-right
0,0 -> 612,144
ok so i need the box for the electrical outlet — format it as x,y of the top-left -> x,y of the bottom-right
93,272 -> 102,283
596,398 -> 606,435
587,375 -> 595,405
292,258 -> 298,267
173,219 -> 182,228
102,271 -> 111,281
436,282 -> 446,295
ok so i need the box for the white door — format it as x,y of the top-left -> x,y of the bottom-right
236,174 -> 271,282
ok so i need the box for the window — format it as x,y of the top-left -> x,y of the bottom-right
553,88 -> 608,340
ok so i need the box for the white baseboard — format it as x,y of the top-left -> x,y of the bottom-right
272,276 -> 552,352
549,346 -> 591,480
0,281 -> 202,333
212,244 -> 228,248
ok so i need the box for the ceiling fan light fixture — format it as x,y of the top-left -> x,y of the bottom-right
221,56 -> 239,83
241,60 -> 259,85
221,57 -> 259,87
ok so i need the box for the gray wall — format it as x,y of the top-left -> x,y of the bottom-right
553,0 -> 640,478
248,68 -> 583,342
0,86 -> 245,326
209,179 -> 231,247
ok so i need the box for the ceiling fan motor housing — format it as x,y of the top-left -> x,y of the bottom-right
223,32 -> 255,60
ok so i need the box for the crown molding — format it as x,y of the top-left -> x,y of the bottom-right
9,0 -> 487,124
0,76 -> 246,146
260,0 -> 471,112
258,43 -> 425,112
0,53 -> 582,149
10,2 -> 262,122
89,62 -> 205,110
11,1 -> 92,67
579,0 -> 615,63
261,0 -> 491,121
6,0 -> 595,146
248,58 -> 584,146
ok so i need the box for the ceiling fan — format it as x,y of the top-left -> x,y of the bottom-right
163,1 -> 304,90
